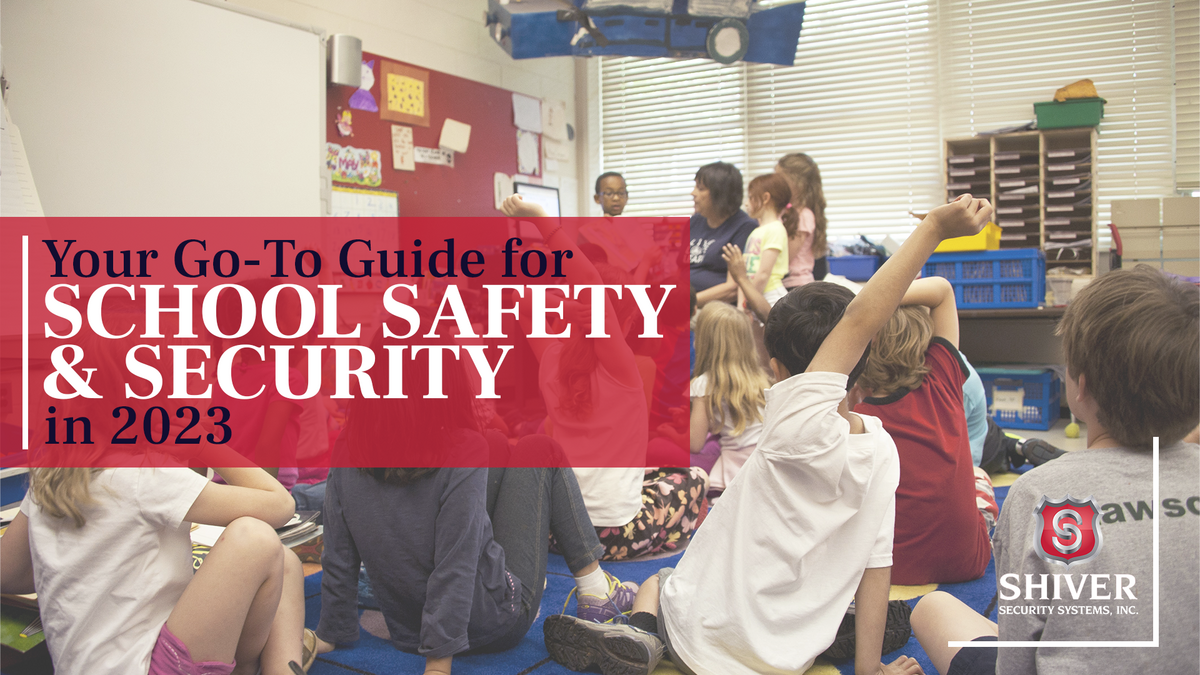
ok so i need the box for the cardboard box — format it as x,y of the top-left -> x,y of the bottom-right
1111,199 -> 1161,229
1162,197 -> 1200,227
1163,259 -> 1200,277
1163,226 -> 1200,259
1121,228 -> 1161,260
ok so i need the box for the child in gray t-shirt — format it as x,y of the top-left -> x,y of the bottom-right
912,265 -> 1200,675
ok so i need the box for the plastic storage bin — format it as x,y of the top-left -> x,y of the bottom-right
976,367 -> 1061,431
1034,97 -> 1106,129
828,255 -> 882,281
922,249 -> 1045,309
934,222 -> 1002,253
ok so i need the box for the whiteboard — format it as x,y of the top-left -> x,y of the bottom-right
0,0 -> 325,216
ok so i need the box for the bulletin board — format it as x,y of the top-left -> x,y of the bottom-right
327,52 -> 526,217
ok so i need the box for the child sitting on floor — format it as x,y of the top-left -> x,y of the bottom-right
853,277 -> 995,585
314,325 -> 639,675
0,320 -> 312,675
542,194 -> 992,675
912,265 -> 1199,675
687,301 -> 770,492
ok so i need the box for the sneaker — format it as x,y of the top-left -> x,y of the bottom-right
1018,438 -> 1067,467
544,614 -> 664,675
572,571 -> 639,624
821,599 -> 913,663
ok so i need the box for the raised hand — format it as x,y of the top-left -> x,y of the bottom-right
501,194 -> 548,219
924,194 -> 993,242
721,243 -> 749,283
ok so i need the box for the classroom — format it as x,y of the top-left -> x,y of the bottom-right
0,1 -> 1197,674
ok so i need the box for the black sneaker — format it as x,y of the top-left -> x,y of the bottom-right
544,614 -> 664,675
1018,438 -> 1068,467
821,599 -> 913,663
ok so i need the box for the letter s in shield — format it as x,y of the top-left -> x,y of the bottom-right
1034,495 -> 1103,567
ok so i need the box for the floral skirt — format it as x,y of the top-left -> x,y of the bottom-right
594,467 -> 709,561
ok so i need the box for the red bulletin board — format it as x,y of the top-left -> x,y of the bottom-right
327,52 -> 526,217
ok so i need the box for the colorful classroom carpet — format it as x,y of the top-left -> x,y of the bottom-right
305,475 -> 1021,675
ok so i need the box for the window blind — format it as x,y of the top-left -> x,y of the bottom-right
939,0 -> 1177,238
596,0 -> 1188,240
1176,0 -> 1199,191
599,57 -> 747,217
745,0 -> 942,239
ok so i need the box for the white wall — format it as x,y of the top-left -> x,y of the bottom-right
223,0 -> 586,215
1,0 -> 326,216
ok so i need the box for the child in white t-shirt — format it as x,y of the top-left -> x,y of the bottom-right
0,328 -> 312,675
543,194 -> 992,675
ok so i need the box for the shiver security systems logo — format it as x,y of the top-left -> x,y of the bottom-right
1035,495 -> 1103,566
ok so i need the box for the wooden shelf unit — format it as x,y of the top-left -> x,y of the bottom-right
946,128 -> 1099,274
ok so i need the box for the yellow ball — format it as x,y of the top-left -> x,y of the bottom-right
1065,422 -> 1080,439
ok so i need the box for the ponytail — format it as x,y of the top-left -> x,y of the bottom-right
780,202 -> 799,238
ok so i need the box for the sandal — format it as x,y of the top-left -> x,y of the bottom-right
289,628 -> 318,673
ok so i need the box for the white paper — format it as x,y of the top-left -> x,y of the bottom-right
544,158 -> 560,174
391,125 -> 415,171
512,93 -> 543,133
541,99 -> 568,140
330,186 -> 399,218
414,146 -> 454,167
439,118 -> 472,154
191,524 -> 225,547
493,172 -> 513,210
543,137 -> 570,162
517,130 -> 540,176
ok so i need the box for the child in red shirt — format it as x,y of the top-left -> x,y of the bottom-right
853,277 -> 994,585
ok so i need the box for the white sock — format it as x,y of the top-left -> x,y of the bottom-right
575,567 -> 610,597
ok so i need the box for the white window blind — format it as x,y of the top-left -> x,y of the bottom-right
599,57 -> 747,217
1177,0 -> 1199,191
745,0 -> 942,238
597,0 -> 1189,239
940,0 -> 1177,238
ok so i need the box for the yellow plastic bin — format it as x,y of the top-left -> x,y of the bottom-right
935,222 -> 1002,253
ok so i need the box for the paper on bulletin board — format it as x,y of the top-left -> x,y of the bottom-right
543,137 -> 570,162
330,186 -> 399,218
512,93 -> 543,133
414,146 -> 454,167
326,143 -> 383,187
493,172 -> 513,210
439,118 -> 472,153
391,125 -> 415,171
517,130 -> 540,176
541,99 -> 568,141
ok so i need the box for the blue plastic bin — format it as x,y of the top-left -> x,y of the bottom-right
922,249 -> 1045,309
976,367 -> 1061,431
829,255 -> 882,281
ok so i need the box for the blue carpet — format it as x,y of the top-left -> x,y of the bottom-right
309,483 -> 1014,675
308,552 -> 686,675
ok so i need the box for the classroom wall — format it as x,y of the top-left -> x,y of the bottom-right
223,0 -> 585,215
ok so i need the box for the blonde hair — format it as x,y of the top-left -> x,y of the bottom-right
29,468 -> 101,527
693,303 -> 770,436
858,306 -> 934,398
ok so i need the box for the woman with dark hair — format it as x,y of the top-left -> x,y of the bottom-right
314,320 -> 638,675
689,162 -> 758,306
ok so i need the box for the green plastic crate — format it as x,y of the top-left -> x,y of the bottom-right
1034,97 -> 1105,129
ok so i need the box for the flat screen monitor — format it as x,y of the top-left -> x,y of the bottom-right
513,182 -> 561,217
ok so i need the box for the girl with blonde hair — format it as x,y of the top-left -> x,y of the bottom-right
689,301 -> 772,491
0,309 -> 312,675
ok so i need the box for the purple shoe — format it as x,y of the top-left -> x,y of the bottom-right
572,571 -> 640,624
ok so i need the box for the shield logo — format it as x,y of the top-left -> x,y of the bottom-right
1034,495 -> 1103,567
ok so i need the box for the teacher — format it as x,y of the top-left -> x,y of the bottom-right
689,162 -> 757,306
